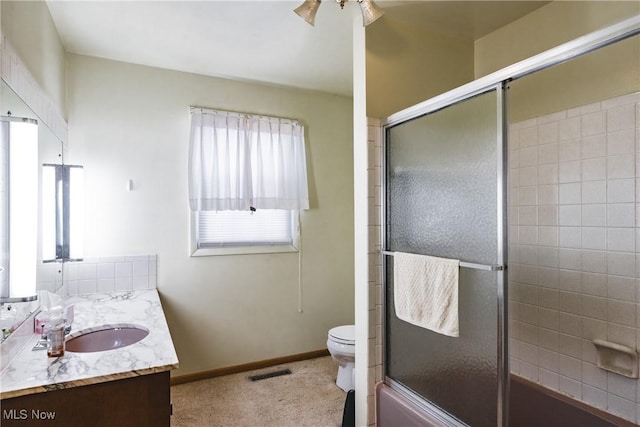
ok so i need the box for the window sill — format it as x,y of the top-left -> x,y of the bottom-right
190,245 -> 298,257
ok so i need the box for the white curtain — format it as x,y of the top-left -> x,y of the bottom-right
189,109 -> 309,211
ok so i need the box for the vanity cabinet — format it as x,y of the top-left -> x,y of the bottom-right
1,371 -> 170,426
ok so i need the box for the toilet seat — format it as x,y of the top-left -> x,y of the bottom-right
328,325 -> 355,345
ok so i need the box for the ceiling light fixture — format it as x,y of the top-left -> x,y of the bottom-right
294,0 -> 384,27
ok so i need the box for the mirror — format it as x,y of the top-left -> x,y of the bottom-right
0,80 -> 63,340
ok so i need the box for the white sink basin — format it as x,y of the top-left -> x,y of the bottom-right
65,324 -> 149,353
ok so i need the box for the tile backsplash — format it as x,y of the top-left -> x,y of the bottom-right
509,92 -> 640,422
37,254 -> 158,297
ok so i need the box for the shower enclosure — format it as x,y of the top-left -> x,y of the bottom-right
380,17 -> 639,427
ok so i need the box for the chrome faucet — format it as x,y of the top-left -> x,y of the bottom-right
32,327 -> 48,351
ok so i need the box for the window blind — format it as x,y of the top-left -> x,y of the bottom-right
197,209 -> 294,247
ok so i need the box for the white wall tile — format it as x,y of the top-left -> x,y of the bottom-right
97,278 -> 115,293
582,273 -> 607,298
538,227 -> 559,247
97,256 -> 123,263
607,276 -> 636,301
608,129 -> 635,155
582,135 -> 607,159
607,252 -> 636,278
126,255 -> 149,262
582,111 -> 606,137
559,205 -> 581,226
520,226 -> 538,245
559,183 -> 581,204
608,300 -> 636,328
559,291 -> 582,316
115,262 -> 131,278
77,263 -> 97,281
559,139 -> 581,162
583,362 -> 608,390
582,227 -> 607,250
115,277 -> 133,292
582,205 -> 607,227
607,179 -> 634,203
581,250 -> 607,274
558,334 -> 583,359
510,93 -> 639,421
582,181 -> 606,204
520,146 -> 538,166
559,117 -> 581,141
133,261 -> 149,277
559,248 -> 582,270
520,361 -> 539,381
583,317 -> 607,340
520,166 -> 538,186
559,161 -> 581,183
538,164 -> 558,185
519,126 -> 538,147
583,295 -> 608,320
539,308 -> 559,331
78,279 -> 97,294
581,103 -> 602,115
558,312 -> 582,336
601,93 -> 640,109
539,250 -> 559,269
97,263 -> 115,279
539,368 -> 560,390
538,185 -> 558,205
538,143 -> 559,164
539,206 -> 558,225
607,228 -> 635,252
607,204 -> 635,227
607,323 -> 636,349
520,246 -> 539,266
583,384 -> 607,410
559,375 -> 582,398
607,105 -> 636,133
539,121 -> 559,144
133,276 -> 149,290
582,158 -> 606,181
607,154 -> 635,179
607,394 -> 636,422
519,186 -> 537,205
559,227 -> 581,248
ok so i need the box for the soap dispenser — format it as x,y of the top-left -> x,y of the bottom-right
46,308 -> 65,357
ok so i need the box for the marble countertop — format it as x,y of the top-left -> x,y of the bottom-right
0,290 -> 179,399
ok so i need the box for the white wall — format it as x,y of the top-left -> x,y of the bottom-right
66,53 -> 355,376
0,1 -> 67,116
365,14 -> 474,119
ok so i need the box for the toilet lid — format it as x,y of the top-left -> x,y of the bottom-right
329,325 -> 355,345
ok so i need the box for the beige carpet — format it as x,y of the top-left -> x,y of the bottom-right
171,356 -> 347,427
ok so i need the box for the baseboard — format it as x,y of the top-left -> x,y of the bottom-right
170,349 -> 330,386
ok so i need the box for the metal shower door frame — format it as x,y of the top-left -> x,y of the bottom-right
380,15 -> 640,427
381,83 -> 508,427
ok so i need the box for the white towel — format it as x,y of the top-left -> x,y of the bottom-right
393,252 -> 460,337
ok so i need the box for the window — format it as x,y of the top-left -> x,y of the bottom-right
188,108 -> 309,255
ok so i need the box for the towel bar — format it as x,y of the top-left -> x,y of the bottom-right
381,251 -> 504,272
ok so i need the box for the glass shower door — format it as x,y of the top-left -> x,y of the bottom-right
384,89 -> 506,427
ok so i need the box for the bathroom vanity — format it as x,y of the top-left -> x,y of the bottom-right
0,290 -> 178,426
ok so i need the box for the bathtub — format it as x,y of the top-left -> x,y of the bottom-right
377,375 -> 635,427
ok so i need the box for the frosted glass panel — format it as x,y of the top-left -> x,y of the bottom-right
385,90 -> 499,427
387,93 -> 498,264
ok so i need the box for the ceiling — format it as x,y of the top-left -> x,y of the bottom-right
46,1 -> 548,97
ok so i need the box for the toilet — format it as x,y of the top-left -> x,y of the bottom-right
327,325 -> 355,392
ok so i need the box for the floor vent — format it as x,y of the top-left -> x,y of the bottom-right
248,368 -> 292,381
